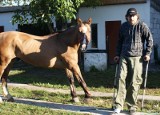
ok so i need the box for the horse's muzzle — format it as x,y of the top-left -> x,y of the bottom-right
80,34 -> 88,52
81,43 -> 87,52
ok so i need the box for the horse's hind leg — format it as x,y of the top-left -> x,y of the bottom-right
65,69 -> 79,103
0,58 -> 14,102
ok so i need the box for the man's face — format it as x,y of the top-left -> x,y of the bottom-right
127,15 -> 138,25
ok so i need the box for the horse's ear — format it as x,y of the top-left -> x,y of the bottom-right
87,18 -> 92,25
77,18 -> 82,25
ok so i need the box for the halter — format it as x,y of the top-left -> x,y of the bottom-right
80,26 -> 88,52
80,34 -> 88,52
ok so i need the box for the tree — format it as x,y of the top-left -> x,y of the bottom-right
11,0 -> 101,33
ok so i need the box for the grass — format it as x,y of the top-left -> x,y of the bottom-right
0,102 -> 86,115
3,60 -> 160,114
4,87 -> 160,113
8,61 -> 160,95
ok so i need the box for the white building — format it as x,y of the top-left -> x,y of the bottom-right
0,6 -> 18,31
78,0 -> 160,71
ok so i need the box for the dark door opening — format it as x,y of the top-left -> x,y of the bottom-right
105,21 -> 121,65
0,26 -> 4,33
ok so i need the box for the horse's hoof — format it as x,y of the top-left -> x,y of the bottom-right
83,98 -> 92,103
5,95 -> 14,102
7,97 -> 14,102
73,97 -> 80,103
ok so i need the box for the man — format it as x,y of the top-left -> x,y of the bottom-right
112,8 -> 153,114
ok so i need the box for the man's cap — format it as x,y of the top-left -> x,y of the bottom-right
126,8 -> 138,16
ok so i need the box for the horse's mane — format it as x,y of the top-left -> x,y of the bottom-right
42,25 -> 77,37
57,26 -> 78,38
38,25 -> 78,42
57,25 -> 77,33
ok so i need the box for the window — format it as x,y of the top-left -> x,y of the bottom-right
0,26 -> 4,33
91,24 -> 98,48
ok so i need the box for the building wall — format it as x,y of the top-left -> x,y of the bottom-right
78,1 -> 152,71
150,6 -> 160,60
79,3 -> 150,50
84,52 -> 107,71
0,12 -> 18,31
0,1 -> 155,71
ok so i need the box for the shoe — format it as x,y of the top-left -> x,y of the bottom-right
129,109 -> 136,115
128,106 -> 137,115
111,108 -> 121,114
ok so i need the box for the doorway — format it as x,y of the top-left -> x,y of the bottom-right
0,26 -> 4,33
105,21 -> 121,65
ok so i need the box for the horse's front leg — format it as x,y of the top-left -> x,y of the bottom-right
1,76 -> 14,102
65,69 -> 80,103
0,59 -> 15,102
72,64 -> 91,102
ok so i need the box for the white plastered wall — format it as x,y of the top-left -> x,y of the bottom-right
0,12 -> 18,31
78,2 -> 151,71
78,2 -> 150,50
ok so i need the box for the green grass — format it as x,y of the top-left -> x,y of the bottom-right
3,86 -> 160,113
9,61 -> 160,95
4,61 -> 160,113
0,102 -> 86,115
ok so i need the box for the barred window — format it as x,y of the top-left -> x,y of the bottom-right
91,24 -> 98,48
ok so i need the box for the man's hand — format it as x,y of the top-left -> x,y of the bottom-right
144,55 -> 150,61
114,56 -> 120,63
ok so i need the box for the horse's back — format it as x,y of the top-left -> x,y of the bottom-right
0,31 -> 45,60
0,31 -> 63,68
0,30 -> 80,69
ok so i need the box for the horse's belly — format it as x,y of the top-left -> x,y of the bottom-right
22,57 -> 64,69
49,58 -> 65,68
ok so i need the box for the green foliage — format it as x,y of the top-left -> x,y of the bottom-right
82,0 -> 102,7
11,0 -> 102,33
12,0 -> 85,27
12,6 -> 30,25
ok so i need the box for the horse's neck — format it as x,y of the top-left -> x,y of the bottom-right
58,27 -> 80,49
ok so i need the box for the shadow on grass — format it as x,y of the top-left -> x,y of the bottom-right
14,97 -> 115,115
8,60 -> 160,89
9,60 -> 115,89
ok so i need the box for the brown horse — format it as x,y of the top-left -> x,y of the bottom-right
0,18 -> 92,103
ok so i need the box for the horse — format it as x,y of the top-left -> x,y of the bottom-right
0,18 -> 92,103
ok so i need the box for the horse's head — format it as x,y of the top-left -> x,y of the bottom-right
77,18 -> 92,52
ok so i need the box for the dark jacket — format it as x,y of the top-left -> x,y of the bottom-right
116,20 -> 153,57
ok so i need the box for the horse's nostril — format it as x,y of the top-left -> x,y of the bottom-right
81,44 -> 87,52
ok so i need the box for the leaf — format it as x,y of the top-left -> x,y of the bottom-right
11,0 -> 98,32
